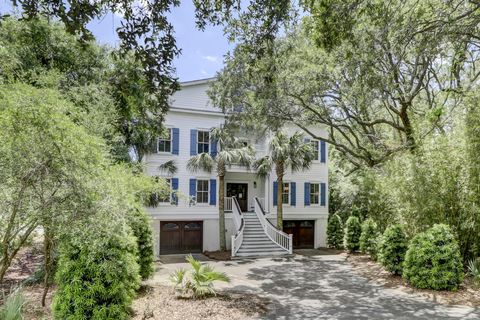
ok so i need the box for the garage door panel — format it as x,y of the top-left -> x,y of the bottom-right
283,220 -> 314,249
160,221 -> 203,254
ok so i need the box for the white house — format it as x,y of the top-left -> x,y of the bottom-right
144,78 -> 329,257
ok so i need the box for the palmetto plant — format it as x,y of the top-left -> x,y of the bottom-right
468,258 -> 480,285
0,288 -> 26,320
170,254 -> 230,298
255,131 -> 314,229
158,160 -> 178,175
187,127 -> 255,251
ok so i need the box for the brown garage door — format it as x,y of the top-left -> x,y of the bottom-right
160,221 -> 203,254
283,220 -> 315,248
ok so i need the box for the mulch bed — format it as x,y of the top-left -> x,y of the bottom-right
347,253 -> 480,307
203,250 -> 231,261
132,285 -> 268,320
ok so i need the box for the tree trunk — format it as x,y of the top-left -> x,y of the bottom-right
276,167 -> 284,229
218,173 -> 226,251
41,227 -> 53,307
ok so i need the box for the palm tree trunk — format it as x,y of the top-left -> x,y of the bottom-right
277,174 -> 284,230
218,173 -> 226,251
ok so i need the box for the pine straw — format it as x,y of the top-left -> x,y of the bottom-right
347,253 -> 480,307
131,285 -> 268,320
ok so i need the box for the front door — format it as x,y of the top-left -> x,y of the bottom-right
226,183 -> 248,212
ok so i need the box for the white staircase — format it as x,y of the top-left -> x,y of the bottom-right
235,212 -> 290,257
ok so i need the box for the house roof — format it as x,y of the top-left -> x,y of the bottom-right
180,77 -> 216,87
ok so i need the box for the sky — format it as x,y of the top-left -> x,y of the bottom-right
0,0 -> 233,82
86,1 -> 233,82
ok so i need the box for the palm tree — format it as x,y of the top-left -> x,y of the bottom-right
187,128 -> 255,251
255,131 -> 314,229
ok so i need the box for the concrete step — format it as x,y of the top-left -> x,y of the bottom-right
234,251 -> 290,258
237,247 -> 287,253
241,240 -> 273,245
241,243 -> 280,249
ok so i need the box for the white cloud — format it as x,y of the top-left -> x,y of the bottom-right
202,55 -> 220,63
200,69 -> 209,76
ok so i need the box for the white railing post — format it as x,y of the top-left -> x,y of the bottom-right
289,234 -> 293,254
231,235 -> 235,258
230,197 -> 245,257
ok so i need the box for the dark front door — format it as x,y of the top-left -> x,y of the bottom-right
226,183 -> 248,212
160,221 -> 203,254
283,220 -> 315,248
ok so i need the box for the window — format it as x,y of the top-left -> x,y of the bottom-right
310,183 -> 320,205
282,182 -> 290,204
196,179 -> 209,203
311,140 -> 319,161
158,128 -> 172,153
158,178 -> 172,203
197,131 -> 210,154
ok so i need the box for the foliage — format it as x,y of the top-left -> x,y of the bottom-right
326,214 -> 343,249
343,216 -> 361,252
170,254 -> 230,299
53,216 -> 140,320
128,207 -> 155,280
378,225 -> 408,275
359,218 -> 379,260
0,288 -> 26,320
468,259 -> 480,285
403,224 -> 464,291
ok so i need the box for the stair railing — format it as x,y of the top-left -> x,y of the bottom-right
254,197 -> 292,254
230,196 -> 245,257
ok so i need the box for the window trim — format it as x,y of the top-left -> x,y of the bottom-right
310,139 -> 320,162
197,130 -> 210,154
309,182 -> 320,206
196,179 -> 210,204
157,128 -> 173,154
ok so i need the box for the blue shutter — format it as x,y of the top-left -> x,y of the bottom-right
172,128 -> 179,155
189,178 -> 196,199
210,137 -> 218,158
304,182 -> 310,206
171,178 -> 179,205
290,182 -> 296,206
320,183 -> 326,206
209,179 -> 217,205
320,140 -> 326,163
190,129 -> 197,156
273,181 -> 278,206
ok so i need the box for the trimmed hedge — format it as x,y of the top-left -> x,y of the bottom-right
378,224 -> 408,275
403,224 -> 463,291
344,216 -> 361,252
128,207 -> 155,280
53,225 -> 140,320
327,214 -> 344,249
359,218 -> 379,260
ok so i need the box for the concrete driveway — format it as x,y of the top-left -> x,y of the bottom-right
152,251 -> 480,319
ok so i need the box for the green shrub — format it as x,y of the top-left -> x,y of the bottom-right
170,254 -> 230,298
359,218 -> 379,259
128,207 -> 155,280
53,224 -> 140,320
378,224 -> 408,275
0,288 -> 26,320
468,258 -> 480,285
403,224 -> 464,290
327,214 -> 343,249
344,216 -> 362,252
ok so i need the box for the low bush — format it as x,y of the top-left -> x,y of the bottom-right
128,207 -> 155,280
53,222 -> 140,320
0,288 -> 26,320
378,224 -> 408,275
327,214 -> 343,249
344,216 -> 361,252
468,258 -> 480,285
170,254 -> 230,298
359,218 -> 379,259
403,224 -> 464,290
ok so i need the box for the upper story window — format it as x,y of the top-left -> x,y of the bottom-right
310,140 -> 319,161
158,128 -> 172,153
196,179 -> 209,203
158,178 -> 172,203
282,182 -> 290,205
197,130 -> 210,154
310,183 -> 320,205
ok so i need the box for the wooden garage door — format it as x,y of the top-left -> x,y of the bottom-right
160,221 -> 203,254
283,220 -> 315,248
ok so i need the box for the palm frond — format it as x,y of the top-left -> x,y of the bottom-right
158,160 -> 178,175
255,156 -> 273,178
187,153 -> 215,173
